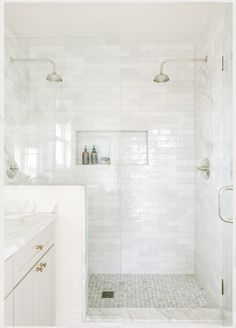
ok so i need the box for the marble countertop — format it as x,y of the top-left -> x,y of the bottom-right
4,212 -> 56,261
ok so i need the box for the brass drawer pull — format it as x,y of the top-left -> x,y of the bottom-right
40,262 -> 47,268
36,263 -> 47,272
36,244 -> 43,250
36,266 -> 43,272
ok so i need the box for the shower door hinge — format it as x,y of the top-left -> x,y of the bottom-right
221,279 -> 224,295
221,56 -> 224,71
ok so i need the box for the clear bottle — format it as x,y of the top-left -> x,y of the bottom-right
82,146 -> 89,165
91,145 -> 98,164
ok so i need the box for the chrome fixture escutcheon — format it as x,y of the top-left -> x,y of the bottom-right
196,158 -> 210,179
6,157 -> 19,179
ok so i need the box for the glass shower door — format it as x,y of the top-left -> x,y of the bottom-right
221,190 -> 233,326
220,7 -> 233,325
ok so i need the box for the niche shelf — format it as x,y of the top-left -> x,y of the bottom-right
76,130 -> 148,166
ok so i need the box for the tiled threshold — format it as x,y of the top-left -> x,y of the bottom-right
87,307 -> 222,324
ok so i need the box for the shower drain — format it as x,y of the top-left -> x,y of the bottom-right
101,291 -> 114,298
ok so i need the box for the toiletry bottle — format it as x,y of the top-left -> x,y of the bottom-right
91,145 -> 98,164
82,146 -> 89,165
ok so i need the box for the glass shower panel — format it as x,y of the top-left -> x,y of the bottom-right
86,170 -> 122,319
5,36 -> 123,319
221,7 -> 233,325
5,37 -> 30,175
75,39 -> 122,320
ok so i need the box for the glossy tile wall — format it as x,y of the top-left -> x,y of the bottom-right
195,6 -> 232,308
5,38 -> 195,274
5,36 -> 29,175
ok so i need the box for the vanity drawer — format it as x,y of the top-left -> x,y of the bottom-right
13,223 -> 54,285
4,256 -> 13,298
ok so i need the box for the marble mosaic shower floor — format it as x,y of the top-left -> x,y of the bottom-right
88,274 -> 212,308
88,274 -> 223,323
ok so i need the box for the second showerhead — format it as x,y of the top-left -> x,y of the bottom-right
154,56 -> 208,83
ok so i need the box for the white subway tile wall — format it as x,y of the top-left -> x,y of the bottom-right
6,39 -> 195,274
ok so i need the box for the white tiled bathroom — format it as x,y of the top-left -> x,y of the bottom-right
3,2 -> 234,327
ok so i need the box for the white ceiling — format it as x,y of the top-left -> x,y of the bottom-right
5,2 -> 226,44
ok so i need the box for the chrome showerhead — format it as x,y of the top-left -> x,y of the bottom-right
154,56 -> 208,84
10,57 -> 63,82
47,71 -> 63,82
154,73 -> 170,83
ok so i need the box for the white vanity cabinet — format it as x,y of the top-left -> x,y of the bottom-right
14,247 -> 54,326
14,260 -> 38,326
4,293 -> 14,326
4,256 -> 14,326
38,248 -> 54,325
4,223 -> 55,326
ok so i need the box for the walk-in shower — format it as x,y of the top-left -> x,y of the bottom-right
154,56 -> 208,83
4,2 -> 233,326
10,57 -> 63,82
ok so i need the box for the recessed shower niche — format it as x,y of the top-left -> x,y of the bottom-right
76,130 -> 148,166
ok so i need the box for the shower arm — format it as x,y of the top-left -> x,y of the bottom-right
160,56 -> 208,74
10,57 -> 57,73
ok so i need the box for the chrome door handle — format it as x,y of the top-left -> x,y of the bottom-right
218,185 -> 233,223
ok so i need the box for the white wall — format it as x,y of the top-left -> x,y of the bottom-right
195,6 -> 232,308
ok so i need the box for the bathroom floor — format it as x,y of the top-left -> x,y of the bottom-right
88,274 -> 212,308
87,274 -> 222,323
